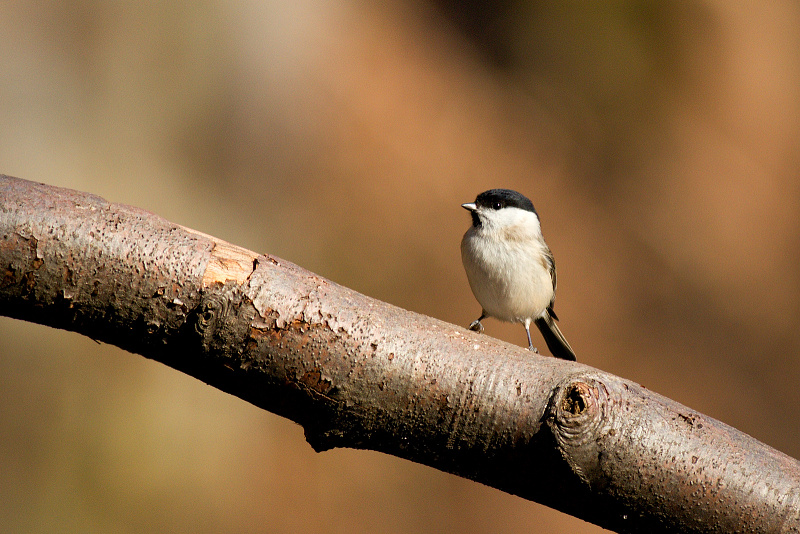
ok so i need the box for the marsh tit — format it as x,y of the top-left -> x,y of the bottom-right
461,189 -> 576,361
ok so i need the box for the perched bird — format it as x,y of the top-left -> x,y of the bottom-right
460,189 -> 576,360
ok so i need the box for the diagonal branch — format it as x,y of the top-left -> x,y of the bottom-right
1,175 -> 798,533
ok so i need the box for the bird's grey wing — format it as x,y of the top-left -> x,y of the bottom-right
543,246 -> 558,315
544,247 -> 556,291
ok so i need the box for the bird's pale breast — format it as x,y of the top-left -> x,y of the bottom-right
461,227 -> 552,323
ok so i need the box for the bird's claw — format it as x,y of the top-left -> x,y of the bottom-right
528,345 -> 540,353
468,320 -> 484,333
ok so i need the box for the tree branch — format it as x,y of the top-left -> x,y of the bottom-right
1,175 -> 798,533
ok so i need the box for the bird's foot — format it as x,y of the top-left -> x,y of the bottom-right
468,319 -> 484,333
528,345 -> 540,353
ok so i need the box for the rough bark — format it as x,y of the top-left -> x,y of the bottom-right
1,175 -> 798,533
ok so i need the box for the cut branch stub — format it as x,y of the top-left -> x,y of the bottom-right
548,375 -> 613,487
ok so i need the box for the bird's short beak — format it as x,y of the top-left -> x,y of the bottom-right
461,202 -> 477,212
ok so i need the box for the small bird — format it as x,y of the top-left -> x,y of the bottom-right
460,189 -> 576,360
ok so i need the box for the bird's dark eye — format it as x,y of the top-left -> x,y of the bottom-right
492,202 -> 502,210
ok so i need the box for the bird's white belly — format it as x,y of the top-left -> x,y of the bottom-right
461,231 -> 552,323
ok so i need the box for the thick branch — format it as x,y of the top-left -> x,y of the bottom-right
1,175 -> 798,533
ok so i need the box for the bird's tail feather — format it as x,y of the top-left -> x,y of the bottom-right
534,314 -> 576,361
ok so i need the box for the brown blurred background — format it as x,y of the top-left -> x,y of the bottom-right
1,1 -> 799,532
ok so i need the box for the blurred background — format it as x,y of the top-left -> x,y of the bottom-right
1,1 -> 799,532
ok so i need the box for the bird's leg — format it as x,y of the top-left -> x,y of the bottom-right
468,312 -> 487,333
524,320 -> 539,353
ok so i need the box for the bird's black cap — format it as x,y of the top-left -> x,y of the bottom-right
474,189 -> 537,214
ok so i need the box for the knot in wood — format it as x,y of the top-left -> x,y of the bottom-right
191,284 -> 255,356
550,377 -> 610,445
194,292 -> 232,343
547,375 -> 613,485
